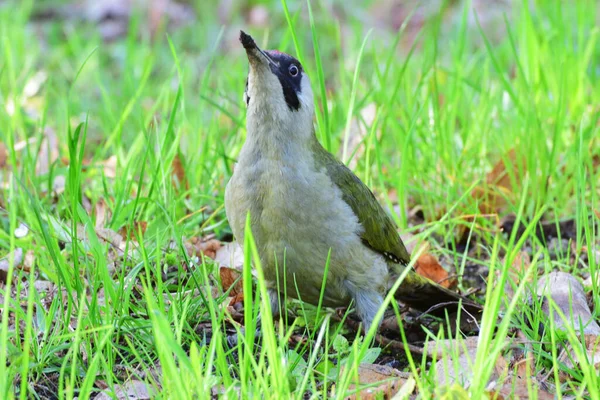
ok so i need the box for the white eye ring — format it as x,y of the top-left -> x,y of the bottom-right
289,64 -> 299,76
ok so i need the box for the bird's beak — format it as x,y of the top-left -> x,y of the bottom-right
240,30 -> 276,69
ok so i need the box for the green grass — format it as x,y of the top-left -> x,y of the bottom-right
1,0 -> 599,398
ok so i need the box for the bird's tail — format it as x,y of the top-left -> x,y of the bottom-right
392,270 -> 482,316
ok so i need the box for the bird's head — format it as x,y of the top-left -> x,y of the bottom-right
240,31 -> 315,141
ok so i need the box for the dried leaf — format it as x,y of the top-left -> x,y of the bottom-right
499,250 -> 531,301
537,272 -> 600,375
219,266 -> 244,305
569,335 -> 600,369
171,153 -> 188,190
0,143 -> 7,169
508,251 -> 531,281
414,253 -> 456,289
341,363 -> 411,400
119,221 -> 148,239
472,148 -> 526,214
94,380 -> 153,400
488,354 -> 553,399
431,336 -> 480,387
186,237 -> 221,259
536,272 -> 600,336
23,250 -> 35,271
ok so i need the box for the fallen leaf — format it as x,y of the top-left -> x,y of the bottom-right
171,153 -> 188,190
507,251 -> 531,281
220,266 -> 244,305
571,335 -> 600,369
489,354 -> 553,399
536,272 -> 600,336
415,253 -> 456,289
499,250 -> 531,301
186,237 -> 221,259
583,272 -> 600,289
431,336 -> 480,387
537,272 -> 600,374
340,363 -> 411,400
472,148 -> 526,214
0,143 -> 7,169
119,221 -> 148,239
23,250 -> 35,271
94,380 -> 153,400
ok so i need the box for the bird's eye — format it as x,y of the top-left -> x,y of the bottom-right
289,64 -> 299,77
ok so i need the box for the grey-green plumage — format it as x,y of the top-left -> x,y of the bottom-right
226,31 -> 481,330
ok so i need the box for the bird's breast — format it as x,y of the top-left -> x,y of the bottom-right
225,145 -> 372,305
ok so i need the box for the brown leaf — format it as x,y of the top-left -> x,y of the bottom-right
23,250 -> 35,272
186,237 -> 221,259
414,253 -> 456,289
119,221 -> 148,240
341,363 -> 411,400
171,153 -> 188,190
0,142 -> 7,169
220,266 -> 244,305
472,148 -> 526,214
489,354 -> 553,400
572,335 -> 600,369
499,250 -> 531,302
508,251 -> 531,280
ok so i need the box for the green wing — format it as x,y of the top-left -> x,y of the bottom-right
312,141 -> 483,314
313,142 -> 411,265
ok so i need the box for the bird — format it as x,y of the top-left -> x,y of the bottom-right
225,31 -> 480,330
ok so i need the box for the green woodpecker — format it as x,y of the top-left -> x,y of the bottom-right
225,31 -> 478,330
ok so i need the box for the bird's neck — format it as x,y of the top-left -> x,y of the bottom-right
242,114 -> 319,164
